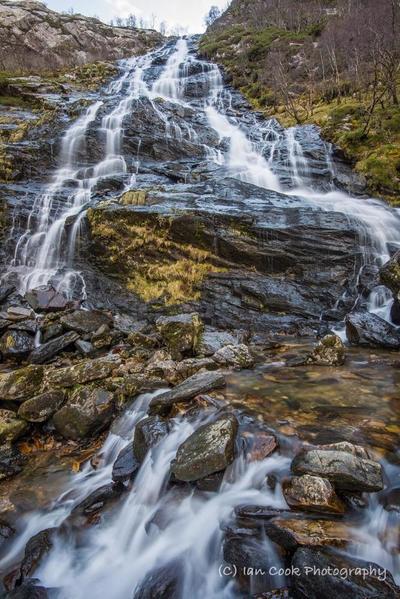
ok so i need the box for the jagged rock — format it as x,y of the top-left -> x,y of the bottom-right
128,331 -> 159,350
28,331 -> 80,364
18,390 -> 66,423
283,475 -> 345,514
52,386 -> 114,440
0,317 -> 12,332
292,547 -> 399,598
148,370 -> 226,416
306,334 -> 345,366
0,410 -> 28,444
71,483 -> 124,517
20,528 -> 55,579
60,310 -> 113,335
212,344 -> 254,369
112,443 -> 140,483
196,329 -> 238,357
156,313 -> 203,357
171,415 -> 238,482
380,251 -> 400,299
291,444 -> 383,492
264,518 -> 360,552
25,286 -> 69,312
0,365 -> 44,401
92,324 -> 121,349
0,329 -> 35,360
46,356 -> 120,387
345,312 -> 400,349
133,416 -> 169,462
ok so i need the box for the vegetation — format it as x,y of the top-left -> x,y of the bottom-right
200,0 -> 400,203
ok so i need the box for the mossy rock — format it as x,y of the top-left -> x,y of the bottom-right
0,365 -> 44,402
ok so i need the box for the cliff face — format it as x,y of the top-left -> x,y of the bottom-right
0,0 -> 164,72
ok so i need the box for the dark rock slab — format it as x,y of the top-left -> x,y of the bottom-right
60,310 -> 113,335
25,286 -> 69,312
28,332 -> 79,364
112,443 -> 140,483
345,312 -> 400,349
380,250 -> 400,298
133,416 -> 169,462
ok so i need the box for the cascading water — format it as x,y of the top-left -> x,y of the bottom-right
1,37 -> 400,597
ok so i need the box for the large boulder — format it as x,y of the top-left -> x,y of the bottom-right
133,416 -> 169,462
345,312 -> 400,349
283,475 -> 345,514
0,329 -> 34,361
52,386 -> 114,440
0,365 -> 44,401
292,547 -> 399,598
0,409 -> 28,444
149,370 -> 226,416
380,251 -> 400,299
60,310 -> 113,335
171,415 -> 238,482
156,313 -> 203,357
291,443 -> 383,492
28,332 -> 80,364
18,391 -> 66,423
46,356 -> 120,388
25,286 -> 69,312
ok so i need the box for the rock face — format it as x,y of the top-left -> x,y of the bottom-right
156,313 -> 203,357
171,415 -> 238,482
0,0 -> 163,72
46,356 -> 119,387
283,475 -> 345,514
345,312 -> 400,349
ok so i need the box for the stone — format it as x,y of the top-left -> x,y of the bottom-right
212,344 -> 254,369
0,444 -> 23,481
133,416 -> 169,462
0,329 -> 35,360
4,583 -> 49,598
75,339 -> 95,356
7,306 -> 33,319
306,334 -> 345,366
28,332 -> 80,364
133,561 -> 181,599
60,310 -> 113,335
0,519 -> 15,548
46,356 -> 120,387
380,251 -> 400,298
52,386 -> 114,440
0,285 -> 14,304
282,475 -> 345,514
41,322 -> 64,343
292,547 -> 400,598
0,410 -> 28,444
18,391 -> 66,423
25,286 -> 69,312
112,443 -> 140,483
149,370 -> 226,416
156,313 -> 203,357
20,528 -> 55,579
243,430 -> 277,462
71,483 -> 124,517
9,320 -> 37,334
264,518 -> 361,552
291,446 -> 383,492
0,365 -> 44,401
196,329 -> 238,357
171,415 -> 238,482
174,357 -> 218,381
345,312 -> 400,349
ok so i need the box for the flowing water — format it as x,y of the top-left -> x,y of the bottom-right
1,37 -> 400,597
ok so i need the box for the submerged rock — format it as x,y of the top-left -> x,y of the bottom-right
0,410 -> 28,444
25,286 -> 69,312
18,391 -> 66,423
212,344 -> 254,369
52,386 -> 114,440
112,443 -> 140,483
28,331 -> 80,364
345,312 -> 400,349
292,547 -> 399,598
156,313 -> 203,357
0,329 -> 35,361
171,415 -> 238,482
0,365 -> 44,401
133,416 -> 169,462
283,475 -> 345,514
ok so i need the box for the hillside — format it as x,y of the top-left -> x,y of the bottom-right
0,0 -> 163,72
200,0 -> 400,203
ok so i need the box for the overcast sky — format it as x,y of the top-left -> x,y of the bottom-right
45,0 -> 229,33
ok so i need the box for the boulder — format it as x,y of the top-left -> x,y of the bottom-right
345,312 -> 400,349
149,370 -> 226,416
7,307 -> 33,320
133,416 -> 169,462
0,329 -> 35,360
171,415 -> 238,482
283,475 -> 345,514
196,329 -> 238,357
20,528 -> 55,579
212,344 -> 254,369
52,386 -> 114,440
18,391 -> 66,423
0,365 -> 44,401
243,430 -> 278,462
0,519 -> 15,548
156,313 -> 203,357
28,332 -> 80,364
25,286 -> 69,312
4,583 -> 49,598
41,322 -> 64,343
0,410 -> 28,444
292,547 -> 399,598
46,356 -> 120,387
264,518 -> 360,552
306,334 -> 345,366
60,310 -> 113,335
291,445 -> 383,492
133,561 -> 182,599
380,251 -> 400,298
71,482 -> 124,517
112,443 -> 140,483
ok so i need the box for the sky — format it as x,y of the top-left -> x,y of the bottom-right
45,0 -> 229,33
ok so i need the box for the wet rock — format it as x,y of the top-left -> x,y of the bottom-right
382,487 -> 400,513
291,445 -> 383,492
0,329 -> 35,361
9,320 -> 38,334
345,312 -> 400,349
174,357 -> 218,381
112,443 -> 140,483
292,547 -> 400,598
223,535 -> 275,591
156,313 -> 203,357
25,286 -> 69,312
243,430 -> 277,462
3,582 -> 49,599
0,444 -> 23,481
20,528 -> 55,579
133,561 -> 181,599
212,344 -> 254,369
52,386 -> 114,440
380,250 -> 400,298
357,264 -> 380,297
0,365 -> 44,401
149,370 -> 226,416
0,519 -> 15,547
0,410 -> 28,444
133,416 -> 169,462
18,391 -> 66,423
71,482 -> 124,517
7,307 -> 33,320
264,518 -> 358,552
0,285 -> 14,304
195,470 -> 224,492
196,329 -> 238,357
390,299 -> 400,325
28,332 -> 80,364
60,310 -> 113,335
46,356 -> 120,387
92,324 -> 121,349
171,415 -> 238,482
128,331 -> 159,350
282,475 -> 345,514
0,317 -> 12,332
306,334 -> 345,366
